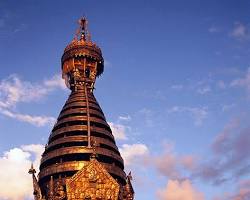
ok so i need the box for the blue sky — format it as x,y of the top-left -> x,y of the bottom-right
0,0 -> 250,199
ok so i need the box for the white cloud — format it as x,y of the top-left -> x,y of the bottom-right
119,143 -> 149,166
154,151 -> 180,179
21,144 -> 44,167
0,108 -> 56,127
118,115 -> 131,122
0,144 -> 44,200
0,74 -> 66,109
0,75 -> 46,108
169,106 -> 208,126
232,180 -> 250,200
157,179 -> 204,200
194,117 -> 250,185
108,122 -> 128,140
180,155 -> 197,171
152,142 -> 197,179
44,74 -> 66,90
0,74 -> 65,127
197,85 -> 211,95
230,22 -> 249,40
214,179 -> 250,200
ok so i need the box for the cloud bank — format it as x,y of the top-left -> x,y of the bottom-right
157,179 -> 204,200
0,144 -> 44,200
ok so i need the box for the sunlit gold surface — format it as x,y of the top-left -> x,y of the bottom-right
66,158 -> 119,200
29,17 -> 134,200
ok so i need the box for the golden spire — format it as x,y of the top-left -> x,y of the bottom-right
33,17 -> 134,200
75,17 -> 91,42
61,17 -> 104,91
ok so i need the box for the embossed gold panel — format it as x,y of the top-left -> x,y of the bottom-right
66,159 -> 119,200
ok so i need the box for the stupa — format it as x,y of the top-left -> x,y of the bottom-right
29,17 -> 134,200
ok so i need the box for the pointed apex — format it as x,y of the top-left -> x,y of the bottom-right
78,17 -> 87,30
75,17 -> 91,42
123,171 -> 135,199
127,171 -> 133,180
28,163 -> 36,174
62,17 -> 104,87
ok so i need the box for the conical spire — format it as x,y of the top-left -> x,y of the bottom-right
32,17 -> 134,200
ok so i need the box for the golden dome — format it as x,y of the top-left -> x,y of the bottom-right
61,17 -> 104,79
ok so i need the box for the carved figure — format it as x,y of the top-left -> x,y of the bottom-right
54,181 -> 66,200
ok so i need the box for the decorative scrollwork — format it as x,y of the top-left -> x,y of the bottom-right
66,159 -> 119,200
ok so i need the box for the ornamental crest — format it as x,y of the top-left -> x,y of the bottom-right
66,159 -> 119,200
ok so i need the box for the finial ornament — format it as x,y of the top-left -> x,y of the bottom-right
75,17 -> 91,42
127,171 -> 133,181
28,163 -> 42,200
28,163 -> 36,174
78,17 -> 87,31
62,16 -> 103,91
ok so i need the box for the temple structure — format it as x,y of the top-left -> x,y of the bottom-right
29,17 -> 134,200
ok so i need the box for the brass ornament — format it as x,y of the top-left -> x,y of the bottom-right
66,159 -> 119,200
